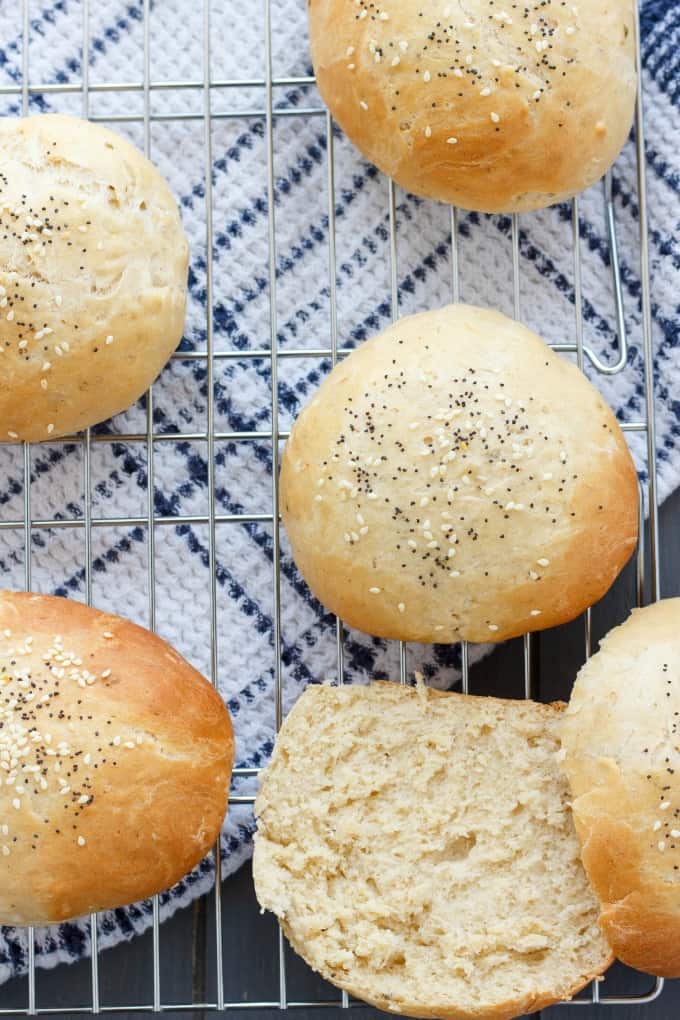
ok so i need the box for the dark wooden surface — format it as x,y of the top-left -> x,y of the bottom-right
1,491 -> 678,1020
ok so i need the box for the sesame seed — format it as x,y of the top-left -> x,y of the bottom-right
77,836 -> 86,847
398,603 -> 406,613
446,137 -> 458,144
490,112 -> 500,124
1,846 -> 8,857
480,88 -> 491,97
423,70 -> 431,83
488,624 -> 499,632
105,335 -> 114,345
359,100 -> 368,111
7,431 -> 18,440
659,841 -> 666,852
424,126 -> 432,138
537,558 -> 550,567
661,801 -> 671,810
369,587 -> 381,594
530,610 -> 542,617
12,798 -> 20,810
46,424 -> 54,434
55,294 -> 62,307
654,820 -> 663,831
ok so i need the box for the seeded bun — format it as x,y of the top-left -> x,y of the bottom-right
308,0 -> 636,212
560,599 -> 680,978
0,114 -> 188,442
280,304 -> 638,644
0,591 -> 232,925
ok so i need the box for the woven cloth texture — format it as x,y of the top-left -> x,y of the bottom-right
0,0 -> 677,984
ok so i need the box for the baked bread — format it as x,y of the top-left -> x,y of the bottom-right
254,682 -> 613,1020
309,0 -> 640,213
308,0 -> 636,213
280,304 -> 637,644
0,114 -> 188,442
560,599 -> 680,977
0,591 -> 232,925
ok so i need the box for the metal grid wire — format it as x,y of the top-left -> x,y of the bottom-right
0,0 -> 669,1013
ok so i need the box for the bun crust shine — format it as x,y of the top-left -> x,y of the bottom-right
561,599 -> 680,978
308,0 -> 636,212
0,114 -> 188,442
280,304 -> 638,645
0,591 -> 233,925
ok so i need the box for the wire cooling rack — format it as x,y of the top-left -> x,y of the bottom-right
0,0 -> 669,1014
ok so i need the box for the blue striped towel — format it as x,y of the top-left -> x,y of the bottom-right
0,0 -> 677,985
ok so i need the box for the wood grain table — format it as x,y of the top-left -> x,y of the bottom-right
1,491 -> 678,1020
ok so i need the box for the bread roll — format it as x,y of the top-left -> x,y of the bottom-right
280,304 -> 637,644
561,599 -> 680,977
0,591 -> 232,925
308,0 -> 636,213
0,114 -> 188,442
254,682 -> 613,1020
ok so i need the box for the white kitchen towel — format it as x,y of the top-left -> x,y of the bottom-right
0,0 -> 677,986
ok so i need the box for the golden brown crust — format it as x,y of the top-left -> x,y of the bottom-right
280,304 -> 638,644
0,591 -> 233,924
308,0 -> 636,213
561,599 -> 680,977
0,114 -> 188,442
